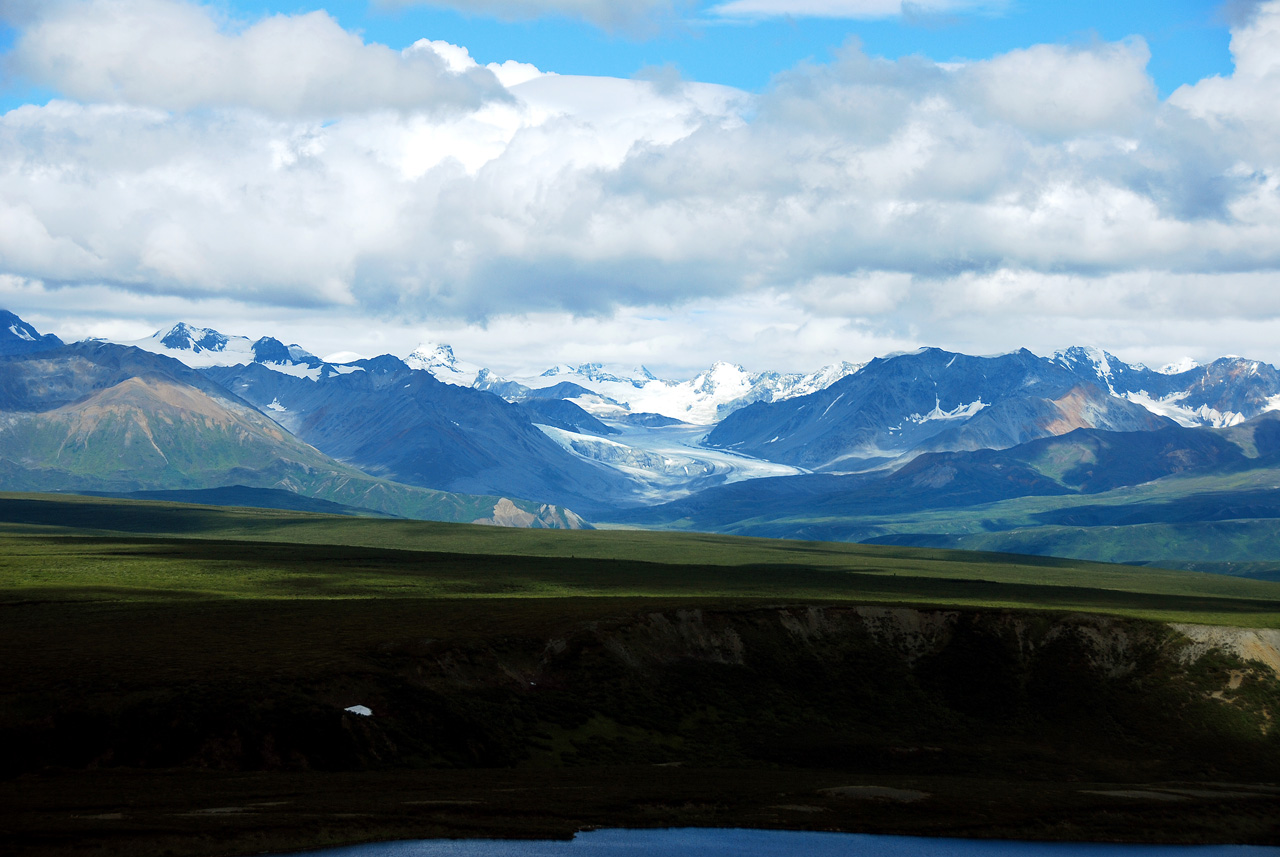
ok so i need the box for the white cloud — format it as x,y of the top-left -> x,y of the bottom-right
16,270 -> 1280,376
1168,0 -> 1280,160
957,39 -> 1156,137
404,38 -> 548,88
6,0 -> 507,116
2,0 -> 1280,370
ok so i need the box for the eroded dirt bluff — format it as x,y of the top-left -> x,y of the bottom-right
5,606 -> 1279,778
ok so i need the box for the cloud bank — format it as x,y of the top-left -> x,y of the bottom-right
2,0 -> 1280,369
5,0 -> 507,115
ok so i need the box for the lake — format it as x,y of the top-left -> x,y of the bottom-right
279,828 -> 1280,856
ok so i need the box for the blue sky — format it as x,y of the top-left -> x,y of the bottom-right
0,0 -> 1277,374
0,0 -> 1237,111
212,0 -> 1232,95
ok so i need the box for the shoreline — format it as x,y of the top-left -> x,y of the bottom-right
6,768 -> 1279,857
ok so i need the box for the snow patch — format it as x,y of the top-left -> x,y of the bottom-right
266,397 -> 287,413
820,393 -> 846,420
1124,390 -> 1245,428
8,324 -> 34,341
322,350 -> 367,364
907,398 -> 987,424
1158,357 -> 1200,375
344,705 -> 372,716
536,421 -> 804,504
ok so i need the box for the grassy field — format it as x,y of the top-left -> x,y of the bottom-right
3,492 -> 1280,626
4,492 -> 1280,855
631,465 -> 1280,579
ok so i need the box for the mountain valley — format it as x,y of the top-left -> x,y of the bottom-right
6,310 -> 1280,572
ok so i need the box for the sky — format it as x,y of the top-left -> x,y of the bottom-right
0,0 -> 1276,377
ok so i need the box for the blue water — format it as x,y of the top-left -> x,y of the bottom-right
283,829 -> 1280,856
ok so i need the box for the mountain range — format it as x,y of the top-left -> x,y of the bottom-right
5,309 -> 1280,567
0,331 -> 585,528
703,347 -> 1170,472
620,413 -> 1280,578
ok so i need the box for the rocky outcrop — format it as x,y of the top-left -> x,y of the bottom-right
473,497 -> 589,529
1172,624 -> 1280,677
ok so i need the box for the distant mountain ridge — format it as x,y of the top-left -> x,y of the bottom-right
0,310 -> 63,355
704,348 -> 1172,472
115,323 -> 357,381
12,311 -> 1280,564
111,322 -> 849,508
487,359 -> 867,425
108,323 -> 1280,438
1054,346 -> 1280,428
200,358 -> 636,515
0,332 -> 587,529
616,411 -> 1280,576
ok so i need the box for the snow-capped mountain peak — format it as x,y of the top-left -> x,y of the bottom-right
0,310 -> 63,355
1046,345 -> 1280,429
505,359 -> 864,424
691,362 -> 751,396
539,362 -> 658,388
783,361 -> 864,398
1158,357 -> 1201,375
250,336 -> 322,369
406,341 -> 482,386
159,322 -> 228,354
1053,345 -> 1130,395
113,324 -> 336,379
1054,345 -> 1119,374
406,342 -> 459,373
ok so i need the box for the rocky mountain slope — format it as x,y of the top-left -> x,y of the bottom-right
1055,346 -> 1280,428
0,310 -> 63,356
201,358 -> 635,515
704,348 -> 1171,471
0,341 -> 585,527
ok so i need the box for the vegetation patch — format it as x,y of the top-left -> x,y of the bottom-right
2,493 -> 1279,855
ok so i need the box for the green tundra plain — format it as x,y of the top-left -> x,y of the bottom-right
2,492 -> 1279,855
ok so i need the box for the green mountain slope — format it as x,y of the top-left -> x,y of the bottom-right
612,417 -> 1280,574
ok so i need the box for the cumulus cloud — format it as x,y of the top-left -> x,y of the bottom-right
5,0 -> 507,116
375,0 -> 689,34
1167,0 -> 1280,161
957,39 -> 1156,137
2,0 -> 1280,369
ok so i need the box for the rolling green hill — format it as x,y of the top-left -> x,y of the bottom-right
614,417 -> 1280,577
3,495 -> 1280,855
3,492 -> 1278,625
